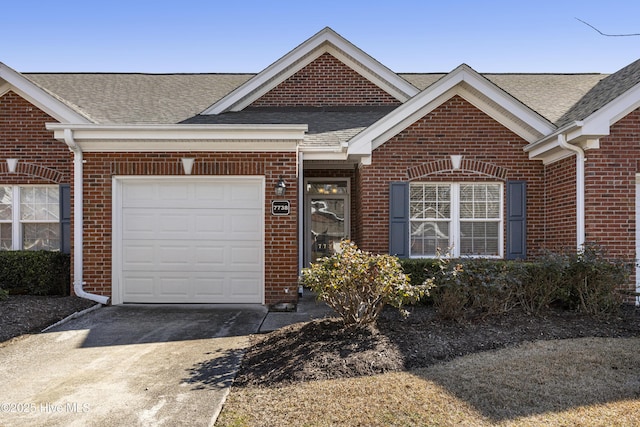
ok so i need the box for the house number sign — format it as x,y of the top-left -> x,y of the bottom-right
271,200 -> 290,216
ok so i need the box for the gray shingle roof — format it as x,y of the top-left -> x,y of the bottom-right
400,73 -> 608,124
24,73 -> 253,124
555,59 -> 640,127
182,107 -> 397,147
23,71 -> 608,127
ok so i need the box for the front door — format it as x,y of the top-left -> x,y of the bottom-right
304,179 -> 350,266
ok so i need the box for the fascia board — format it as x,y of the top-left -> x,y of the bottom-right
47,123 -> 307,138
0,63 -> 92,124
320,39 -> 418,100
202,27 -> 418,114
229,44 -> 418,112
348,71 -> 466,156
0,82 -> 11,96
46,123 -> 307,152
460,69 -> 554,136
300,151 -> 349,161
72,140 -> 299,153
581,84 -> 640,134
349,65 -> 554,157
324,45 -> 417,102
201,35 -> 329,114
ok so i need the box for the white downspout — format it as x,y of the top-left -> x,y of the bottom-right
63,129 -> 110,305
557,134 -> 586,250
297,150 -> 304,298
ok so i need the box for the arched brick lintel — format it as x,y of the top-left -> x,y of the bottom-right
0,162 -> 64,183
407,158 -> 508,181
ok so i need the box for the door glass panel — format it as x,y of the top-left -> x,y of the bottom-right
307,182 -> 348,195
310,198 -> 346,263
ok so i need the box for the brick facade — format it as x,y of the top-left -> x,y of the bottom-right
4,53 -> 640,306
355,95 -> 545,256
543,156 -> 577,252
0,91 -> 70,185
250,53 -> 401,108
584,108 -> 640,260
79,152 -> 298,306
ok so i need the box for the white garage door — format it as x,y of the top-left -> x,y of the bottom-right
113,177 -> 264,304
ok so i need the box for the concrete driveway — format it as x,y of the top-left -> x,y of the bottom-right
0,304 -> 267,427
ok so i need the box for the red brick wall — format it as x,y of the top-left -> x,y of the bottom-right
79,152 -> 298,306
250,53 -> 401,107
584,108 -> 640,260
0,91 -> 70,184
355,95 -> 545,256
543,156 -> 577,252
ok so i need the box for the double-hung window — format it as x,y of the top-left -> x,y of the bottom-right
0,185 -> 60,251
410,182 -> 502,257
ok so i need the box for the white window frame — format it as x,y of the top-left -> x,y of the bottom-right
409,182 -> 503,258
0,185 -> 60,251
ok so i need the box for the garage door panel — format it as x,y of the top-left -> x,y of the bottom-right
123,180 -> 263,210
117,177 -> 264,304
122,271 -> 262,303
122,243 -> 155,268
231,246 -> 261,265
123,276 -> 155,299
123,240 -> 261,271
228,182 -> 263,206
124,209 -> 260,240
193,277 -> 225,298
229,277 -> 262,298
158,276 -> 191,297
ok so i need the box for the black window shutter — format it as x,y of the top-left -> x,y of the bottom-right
506,181 -> 526,260
389,182 -> 409,258
60,184 -> 71,254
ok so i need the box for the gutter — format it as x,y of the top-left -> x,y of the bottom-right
62,128 -> 110,305
557,134 -> 586,251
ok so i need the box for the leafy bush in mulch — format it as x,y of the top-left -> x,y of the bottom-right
301,241 -> 432,326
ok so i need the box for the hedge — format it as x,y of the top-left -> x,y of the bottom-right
399,245 -> 634,319
0,251 -> 71,296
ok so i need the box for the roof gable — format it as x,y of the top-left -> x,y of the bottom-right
526,58 -> 640,164
202,27 -> 419,114
0,62 -> 92,123
248,52 -> 401,107
348,64 -> 556,160
557,59 -> 640,128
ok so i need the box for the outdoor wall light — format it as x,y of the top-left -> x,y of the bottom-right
450,155 -> 463,170
181,158 -> 195,175
6,159 -> 18,173
275,176 -> 287,196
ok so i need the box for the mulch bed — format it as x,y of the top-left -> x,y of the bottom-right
235,304 -> 640,387
0,295 -> 97,343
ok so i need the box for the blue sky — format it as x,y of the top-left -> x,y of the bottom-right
4,0 -> 640,74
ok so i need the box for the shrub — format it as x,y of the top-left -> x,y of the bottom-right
514,254 -> 565,315
430,257 -> 520,320
0,251 -> 71,295
301,241 -> 433,326
558,244 -> 633,316
403,243 -> 632,321
0,288 -> 8,301
398,258 -> 441,288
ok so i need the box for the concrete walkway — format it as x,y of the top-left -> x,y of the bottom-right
259,290 -> 336,332
0,304 -> 266,427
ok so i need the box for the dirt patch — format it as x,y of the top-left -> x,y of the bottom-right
0,295 -> 97,343
235,304 -> 640,387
